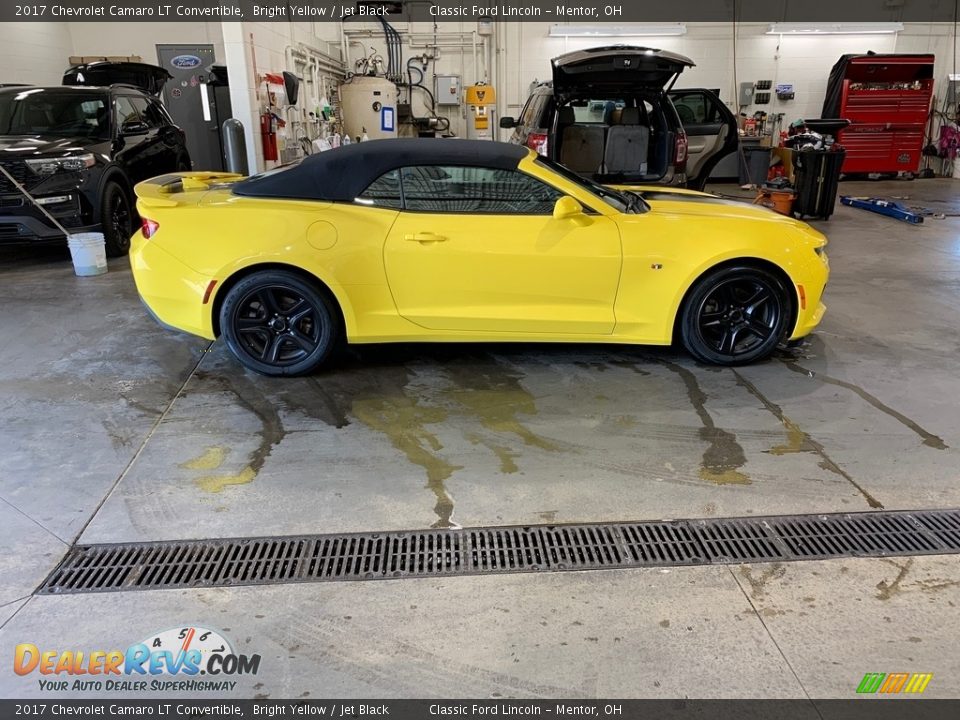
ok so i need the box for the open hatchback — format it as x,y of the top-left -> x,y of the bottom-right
62,61 -> 172,96
503,45 -> 738,190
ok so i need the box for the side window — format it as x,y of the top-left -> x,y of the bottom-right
401,165 -> 563,214
357,169 -> 402,209
115,96 -> 141,129
130,97 -> 166,128
533,95 -> 554,129
672,93 -> 721,125
518,96 -> 538,128
78,99 -> 109,136
520,92 -> 549,130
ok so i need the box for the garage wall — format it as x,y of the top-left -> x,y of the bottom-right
245,21 -> 341,76
333,21 -> 957,143
0,22 -> 227,86
499,22 -> 959,132
228,21 -> 344,171
341,21 -> 490,138
67,21 -> 226,67
897,23 -> 960,118
0,20 -> 954,174
0,22 -> 75,85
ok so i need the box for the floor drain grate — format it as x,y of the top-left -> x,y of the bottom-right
39,509 -> 960,595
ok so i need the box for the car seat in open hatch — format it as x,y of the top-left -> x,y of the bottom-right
559,107 -> 605,175
556,106 -> 575,143
604,107 -> 650,175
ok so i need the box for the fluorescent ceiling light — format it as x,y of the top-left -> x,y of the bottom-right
767,22 -> 904,35
549,24 -> 687,38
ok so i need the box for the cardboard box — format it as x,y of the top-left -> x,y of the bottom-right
68,56 -> 142,64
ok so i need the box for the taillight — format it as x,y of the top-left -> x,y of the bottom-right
674,131 -> 689,173
526,132 -> 549,156
141,217 -> 159,239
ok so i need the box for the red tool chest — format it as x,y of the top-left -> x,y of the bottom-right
821,54 -> 935,175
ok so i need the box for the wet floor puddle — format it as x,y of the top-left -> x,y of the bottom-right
782,361 -> 947,450
175,348 -> 941,524
178,373 -> 287,495
179,446 -> 257,494
733,370 -> 883,509
658,360 -> 751,486
351,395 -> 459,528
175,353 -> 765,526
177,357 -> 560,527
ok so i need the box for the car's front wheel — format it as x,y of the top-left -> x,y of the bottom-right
219,270 -> 338,377
100,181 -> 134,257
679,265 -> 791,365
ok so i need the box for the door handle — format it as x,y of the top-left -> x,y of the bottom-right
404,232 -> 448,244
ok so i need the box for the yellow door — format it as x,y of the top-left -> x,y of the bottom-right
384,211 -> 621,334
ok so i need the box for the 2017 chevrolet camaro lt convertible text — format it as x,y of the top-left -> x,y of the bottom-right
131,139 -> 829,376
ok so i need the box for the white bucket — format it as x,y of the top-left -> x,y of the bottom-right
67,232 -> 108,277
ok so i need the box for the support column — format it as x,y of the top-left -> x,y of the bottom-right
221,21 -> 261,174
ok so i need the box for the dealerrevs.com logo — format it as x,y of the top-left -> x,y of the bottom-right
857,672 -> 933,695
14,625 -> 261,692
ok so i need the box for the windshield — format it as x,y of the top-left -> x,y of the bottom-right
535,156 -> 647,214
0,89 -> 109,139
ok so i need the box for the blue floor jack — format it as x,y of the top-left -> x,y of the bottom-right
840,196 -> 925,224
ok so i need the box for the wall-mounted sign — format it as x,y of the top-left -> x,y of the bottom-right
170,55 -> 202,70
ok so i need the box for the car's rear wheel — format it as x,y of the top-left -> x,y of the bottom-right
100,182 -> 133,257
220,271 -> 338,377
679,265 -> 790,365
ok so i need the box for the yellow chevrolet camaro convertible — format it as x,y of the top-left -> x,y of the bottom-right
131,139 -> 828,376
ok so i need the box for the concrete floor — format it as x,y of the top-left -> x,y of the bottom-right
1,179 -> 959,699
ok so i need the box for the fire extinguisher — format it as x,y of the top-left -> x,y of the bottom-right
260,111 -> 278,162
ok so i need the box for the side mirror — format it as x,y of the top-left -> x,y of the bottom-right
499,116 -> 516,129
121,120 -> 149,136
553,196 -> 584,220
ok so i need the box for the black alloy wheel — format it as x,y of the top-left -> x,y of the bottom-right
101,182 -> 133,257
220,270 -> 338,377
680,266 -> 790,365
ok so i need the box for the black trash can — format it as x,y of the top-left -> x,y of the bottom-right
792,149 -> 846,220
739,146 -> 773,186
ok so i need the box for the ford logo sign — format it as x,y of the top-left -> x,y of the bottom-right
170,55 -> 202,69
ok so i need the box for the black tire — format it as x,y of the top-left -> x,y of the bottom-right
679,265 -> 791,366
100,181 -> 134,257
219,270 -> 339,377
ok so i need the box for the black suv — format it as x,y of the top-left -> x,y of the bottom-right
0,62 -> 190,257
500,46 -> 737,191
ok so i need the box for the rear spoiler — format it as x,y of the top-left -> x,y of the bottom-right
135,172 -> 244,208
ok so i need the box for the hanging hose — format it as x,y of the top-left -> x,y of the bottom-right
406,59 -> 438,111
391,23 -> 404,82
404,57 -> 451,135
378,17 -> 393,79
380,17 -> 403,83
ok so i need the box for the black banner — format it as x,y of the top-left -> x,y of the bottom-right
2,0 -> 960,23
2,700 -> 960,719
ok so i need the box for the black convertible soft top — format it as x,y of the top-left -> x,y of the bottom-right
233,138 -> 530,201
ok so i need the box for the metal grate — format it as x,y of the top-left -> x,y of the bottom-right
39,509 -> 960,595
915,510 -> 960,550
